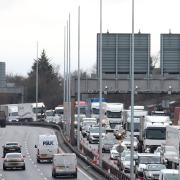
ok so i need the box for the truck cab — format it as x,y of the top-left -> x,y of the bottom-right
142,116 -> 171,153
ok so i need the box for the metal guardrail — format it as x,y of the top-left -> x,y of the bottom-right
7,122 -> 130,180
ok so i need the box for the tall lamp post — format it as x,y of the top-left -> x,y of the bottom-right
99,0 -> 103,168
36,41 -> 39,122
130,0 -> 135,179
77,6 -> 81,151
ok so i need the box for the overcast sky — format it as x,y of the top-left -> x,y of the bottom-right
1,0 -> 180,76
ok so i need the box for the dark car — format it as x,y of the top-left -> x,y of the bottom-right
102,134 -> 118,153
2,142 -> 21,158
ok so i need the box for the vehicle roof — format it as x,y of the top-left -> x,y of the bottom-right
5,152 -> 22,156
145,116 -> 170,122
54,153 -> 76,157
39,134 -> 56,138
55,106 -> 64,110
137,153 -> 160,157
5,142 -> 19,145
160,169 -> 178,174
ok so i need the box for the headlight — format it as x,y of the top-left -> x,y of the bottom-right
147,173 -> 153,178
145,146 -> 150,153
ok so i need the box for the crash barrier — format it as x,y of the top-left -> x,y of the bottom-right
7,122 -> 130,180
80,141 -> 130,180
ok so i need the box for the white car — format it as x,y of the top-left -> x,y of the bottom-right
3,153 -> 25,170
110,144 -> 121,160
120,153 -> 138,173
121,136 -> 139,150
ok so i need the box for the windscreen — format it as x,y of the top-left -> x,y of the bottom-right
139,156 -> 160,164
107,111 -> 121,118
147,164 -> 166,171
54,155 -> 76,165
46,111 -> 54,116
55,109 -> 63,115
6,153 -> 22,159
92,108 -> 99,114
90,127 -> 105,133
33,107 -> 45,114
11,112 -> 18,116
145,127 -> 166,140
127,122 -> 140,132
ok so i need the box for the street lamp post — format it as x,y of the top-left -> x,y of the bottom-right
130,0 -> 135,179
77,6 -> 81,151
36,41 -> 39,122
99,0 -> 103,168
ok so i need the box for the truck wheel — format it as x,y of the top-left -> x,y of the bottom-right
74,172 -> 77,178
37,158 -> 40,163
22,165 -> 26,170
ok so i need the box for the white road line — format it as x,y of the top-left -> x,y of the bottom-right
40,172 -> 43,176
78,168 -> 94,180
0,174 -> 2,177
43,178 -> 47,180
37,168 -> 41,171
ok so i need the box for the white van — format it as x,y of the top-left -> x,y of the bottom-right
52,153 -> 77,178
35,134 -> 59,163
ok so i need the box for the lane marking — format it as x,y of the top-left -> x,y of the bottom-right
78,167 -> 94,180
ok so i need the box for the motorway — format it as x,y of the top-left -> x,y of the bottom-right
0,126 -> 95,180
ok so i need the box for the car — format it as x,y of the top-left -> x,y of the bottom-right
102,135 -> 118,153
88,126 -> 106,144
81,120 -> 97,137
2,142 -> 21,158
119,152 -> 138,173
45,110 -> 55,123
52,153 -> 77,178
121,136 -> 139,150
110,144 -> 127,160
117,149 -> 131,168
143,164 -> 166,180
135,153 -> 161,179
3,153 -> 25,170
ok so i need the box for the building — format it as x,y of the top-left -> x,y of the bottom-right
160,33 -> 180,75
97,32 -> 151,76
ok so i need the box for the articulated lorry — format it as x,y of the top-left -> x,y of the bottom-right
18,102 -> 45,122
0,105 -> 8,127
105,103 -> 124,129
139,115 -> 171,153
123,107 -> 148,138
161,125 -> 180,169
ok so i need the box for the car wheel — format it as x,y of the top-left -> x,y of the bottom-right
37,158 -> 40,163
74,172 -> 77,178
3,165 -> 6,171
22,165 -> 26,170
